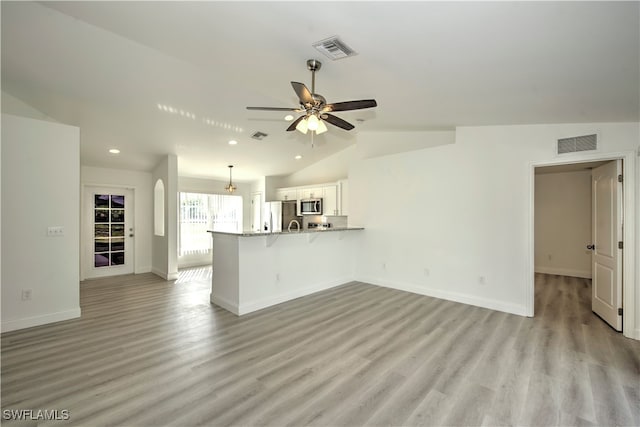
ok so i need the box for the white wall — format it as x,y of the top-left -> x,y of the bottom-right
349,122 -> 639,338
152,155 -> 178,280
535,170 -> 592,278
1,114 -> 81,332
1,91 -> 58,123
178,176 -> 252,268
279,145 -> 356,187
81,166 -> 153,276
355,130 -> 455,160
277,130 -> 455,188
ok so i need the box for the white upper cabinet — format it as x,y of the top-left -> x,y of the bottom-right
300,187 -> 322,200
275,180 -> 348,216
338,179 -> 349,216
275,188 -> 297,201
322,185 -> 338,216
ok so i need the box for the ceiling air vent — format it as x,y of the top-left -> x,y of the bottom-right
557,134 -> 598,155
312,36 -> 357,60
251,131 -> 268,140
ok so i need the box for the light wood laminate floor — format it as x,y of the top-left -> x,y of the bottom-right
2,270 -> 639,426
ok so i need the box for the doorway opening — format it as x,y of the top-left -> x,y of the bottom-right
533,159 -> 624,332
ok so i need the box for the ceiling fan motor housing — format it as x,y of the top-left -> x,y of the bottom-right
306,59 -> 321,72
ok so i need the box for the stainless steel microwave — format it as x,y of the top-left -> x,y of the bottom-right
299,198 -> 323,215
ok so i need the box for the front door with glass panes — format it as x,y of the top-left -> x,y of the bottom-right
84,186 -> 134,279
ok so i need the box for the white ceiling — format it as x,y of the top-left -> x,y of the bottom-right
2,1 -> 638,182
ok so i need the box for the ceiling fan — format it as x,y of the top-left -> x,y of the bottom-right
246,59 -> 377,134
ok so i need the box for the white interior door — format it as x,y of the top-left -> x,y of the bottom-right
591,160 -> 623,330
84,186 -> 135,279
251,192 -> 262,232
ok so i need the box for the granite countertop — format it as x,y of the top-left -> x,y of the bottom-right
208,227 -> 364,237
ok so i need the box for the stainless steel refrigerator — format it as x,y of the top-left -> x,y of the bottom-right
263,200 -> 302,232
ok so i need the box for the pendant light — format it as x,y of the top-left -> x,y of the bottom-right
225,165 -> 237,193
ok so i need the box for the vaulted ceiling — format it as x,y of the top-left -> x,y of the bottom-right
2,1 -> 638,181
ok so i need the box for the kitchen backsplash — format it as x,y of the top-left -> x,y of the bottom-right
303,215 -> 348,229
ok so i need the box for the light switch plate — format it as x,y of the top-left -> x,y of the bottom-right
47,226 -> 64,236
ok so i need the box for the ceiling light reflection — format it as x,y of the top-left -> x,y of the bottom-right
157,103 -> 243,133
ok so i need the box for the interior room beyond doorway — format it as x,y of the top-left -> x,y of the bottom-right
534,160 -> 622,331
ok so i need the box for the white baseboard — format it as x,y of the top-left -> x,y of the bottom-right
178,253 -> 212,269
178,261 -> 212,269
151,268 -> 179,281
535,266 -> 592,279
1,308 -> 81,333
135,265 -> 152,274
151,267 -> 166,279
210,294 -> 239,315
357,276 -> 528,317
235,276 -> 353,316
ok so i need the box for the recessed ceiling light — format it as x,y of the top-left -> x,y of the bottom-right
228,140 -> 238,145
284,115 -> 294,121
109,148 -> 120,154
295,155 -> 302,160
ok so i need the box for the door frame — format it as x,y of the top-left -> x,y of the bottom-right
528,150 -> 636,339
250,191 -> 263,232
81,183 -> 137,281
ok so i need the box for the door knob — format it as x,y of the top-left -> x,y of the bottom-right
129,234 -> 135,237
587,244 -> 595,250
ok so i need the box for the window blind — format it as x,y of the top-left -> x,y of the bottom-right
179,192 -> 242,256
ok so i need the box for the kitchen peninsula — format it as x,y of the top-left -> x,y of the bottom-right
209,227 -> 363,315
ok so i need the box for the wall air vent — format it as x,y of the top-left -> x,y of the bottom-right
557,134 -> 598,155
312,36 -> 357,60
251,131 -> 268,140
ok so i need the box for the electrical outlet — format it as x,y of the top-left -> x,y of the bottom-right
47,226 -> 64,237
424,268 -> 430,277
548,254 -> 552,261
275,273 -> 280,282
382,262 -> 386,271
478,276 -> 486,285
22,289 -> 32,301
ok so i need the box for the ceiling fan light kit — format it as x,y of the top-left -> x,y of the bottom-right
246,59 -> 377,136
295,117 -> 308,134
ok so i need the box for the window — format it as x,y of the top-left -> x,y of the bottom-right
179,192 -> 242,256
